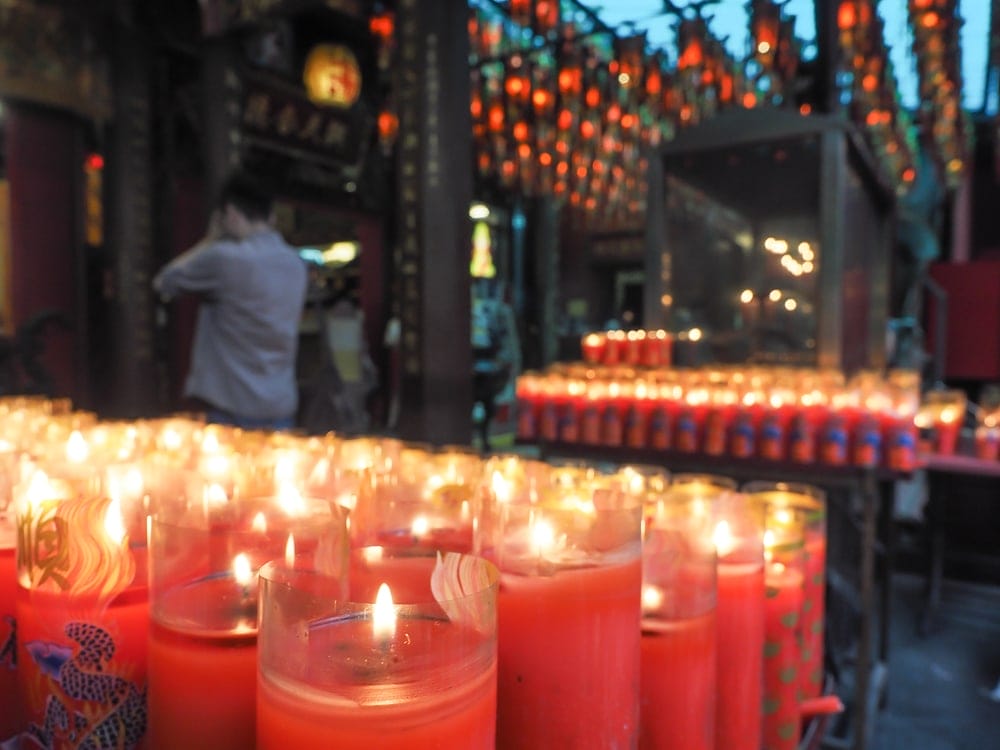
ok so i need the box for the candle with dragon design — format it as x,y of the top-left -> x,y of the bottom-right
257,549 -> 499,748
640,491 -> 717,750
147,480 -> 348,750
14,468 -> 148,750
480,470 -> 642,749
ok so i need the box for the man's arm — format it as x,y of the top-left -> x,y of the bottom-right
153,213 -> 225,300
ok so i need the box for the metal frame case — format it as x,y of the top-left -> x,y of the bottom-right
645,108 -> 895,373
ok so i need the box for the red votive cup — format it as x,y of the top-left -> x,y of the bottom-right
256,550 -> 499,749
640,491 -> 717,749
481,472 -> 642,749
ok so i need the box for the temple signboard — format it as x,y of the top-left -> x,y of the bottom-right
200,0 -> 365,36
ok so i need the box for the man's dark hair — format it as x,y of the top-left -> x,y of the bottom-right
216,173 -> 273,221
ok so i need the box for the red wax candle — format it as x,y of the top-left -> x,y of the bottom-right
581,332 -> 607,364
975,424 -> 1000,460
14,486 -> 147,749
704,402 -> 736,457
148,496 -> 348,750
148,576 -> 259,750
763,561 -> 805,750
801,530 -> 827,698
625,383 -> 655,449
601,382 -> 626,447
0,537 -> 19,741
732,401 -> 764,459
17,586 -> 149,748
640,612 -> 716,750
257,553 -> 498,750
497,560 -> 641,749
716,559 -> 765,750
885,414 -> 918,471
675,400 -> 708,454
580,383 -> 604,445
515,374 -> 542,441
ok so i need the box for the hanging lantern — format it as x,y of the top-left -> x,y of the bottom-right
750,0 -> 781,60
534,0 -> 559,36
509,0 -> 531,28
613,33 -> 646,89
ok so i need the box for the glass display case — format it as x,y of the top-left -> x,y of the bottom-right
644,108 -> 894,373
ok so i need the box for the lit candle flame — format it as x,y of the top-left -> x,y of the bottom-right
66,430 -> 89,463
641,584 -> 664,614
277,483 -> 306,516
411,515 -> 429,538
162,427 -> 182,452
363,546 -> 384,564
201,431 -> 220,453
251,512 -> 267,534
104,496 -> 127,546
284,533 -> 295,568
531,518 -> 556,555
713,520 -> 736,558
373,583 -> 396,641
491,471 -> 511,504
233,553 -> 253,588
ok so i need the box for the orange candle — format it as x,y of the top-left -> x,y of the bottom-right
256,552 -> 498,750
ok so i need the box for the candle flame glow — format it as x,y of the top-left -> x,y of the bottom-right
531,518 -> 556,555
373,583 -> 397,641
713,520 -> 736,557
277,483 -> 306,516
233,553 -> 253,588
252,512 -> 267,534
162,428 -> 182,452
104,496 -> 127,546
66,430 -> 89,463
641,584 -> 664,614
491,471 -> 511,503
411,515 -> 429,537
285,533 -> 295,567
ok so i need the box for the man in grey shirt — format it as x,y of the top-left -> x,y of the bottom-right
153,174 -> 308,430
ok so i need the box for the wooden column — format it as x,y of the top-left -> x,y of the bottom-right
106,19 -> 158,416
393,0 -> 473,444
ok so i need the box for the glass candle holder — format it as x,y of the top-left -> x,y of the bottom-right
640,491 -> 717,750
916,389 -> 967,456
711,487 -> 765,750
351,446 -> 482,554
745,481 -> 827,701
759,502 -> 807,750
257,548 -> 498,749
485,472 -> 642,749
147,485 -> 349,750
14,470 -> 147,749
257,547 -> 498,750
974,410 -> 1000,461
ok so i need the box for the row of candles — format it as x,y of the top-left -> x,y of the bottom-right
0,396 -> 831,749
516,364 -> 993,469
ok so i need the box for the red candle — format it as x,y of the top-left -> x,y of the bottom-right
497,559 -> 641,748
14,481 -> 147,749
640,496 -> 716,750
641,612 -> 716,750
515,372 -> 542,441
147,494 -> 348,750
580,380 -> 605,445
0,537 -> 21,740
256,553 -> 498,750
0,442 -> 24,732
713,495 -> 765,750
675,387 -> 709,454
975,422 -> 1000,461
625,381 -> 655,449
581,332 -> 607,364
491,491 -> 642,750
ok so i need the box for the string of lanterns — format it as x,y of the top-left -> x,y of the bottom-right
836,0 -> 919,194
370,1 -> 972,221
907,0 -> 972,189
